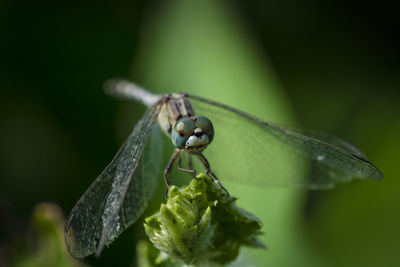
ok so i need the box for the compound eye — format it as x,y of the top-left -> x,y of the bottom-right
195,116 -> 213,134
195,116 -> 214,143
174,117 -> 195,137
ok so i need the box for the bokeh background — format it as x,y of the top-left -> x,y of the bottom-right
1,0 -> 399,266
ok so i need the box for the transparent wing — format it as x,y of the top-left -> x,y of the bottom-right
64,102 -> 163,259
273,126 -> 368,158
188,95 -> 383,188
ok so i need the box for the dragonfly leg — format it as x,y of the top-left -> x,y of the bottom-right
198,153 -> 230,196
164,149 -> 179,198
177,150 -> 196,179
187,153 -> 193,169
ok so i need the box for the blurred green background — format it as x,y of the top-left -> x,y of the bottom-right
1,0 -> 399,266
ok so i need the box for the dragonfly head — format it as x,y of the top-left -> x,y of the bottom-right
171,116 -> 214,154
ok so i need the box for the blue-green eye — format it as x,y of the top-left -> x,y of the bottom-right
171,133 -> 187,149
171,117 -> 195,148
171,116 -> 214,151
195,116 -> 212,132
195,116 -> 214,143
174,117 -> 195,136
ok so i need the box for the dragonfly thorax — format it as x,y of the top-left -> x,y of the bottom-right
171,116 -> 214,154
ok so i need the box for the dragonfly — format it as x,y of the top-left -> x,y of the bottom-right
64,78 -> 383,259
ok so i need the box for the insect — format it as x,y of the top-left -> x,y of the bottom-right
64,79 -> 383,259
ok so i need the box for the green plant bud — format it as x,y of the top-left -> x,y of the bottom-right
143,174 -> 265,266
